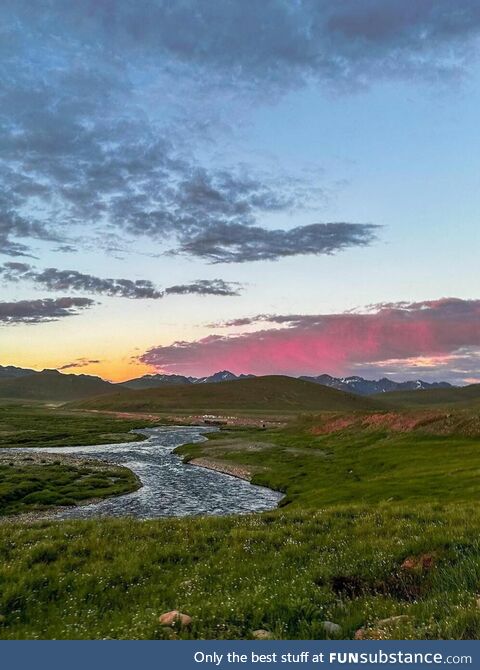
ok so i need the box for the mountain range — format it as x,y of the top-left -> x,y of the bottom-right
0,368 -> 123,402
298,374 -> 453,396
119,370 -> 255,389
120,370 -> 453,395
0,364 -> 36,380
0,364 -> 454,400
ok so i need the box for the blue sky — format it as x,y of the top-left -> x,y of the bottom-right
1,1 -> 479,383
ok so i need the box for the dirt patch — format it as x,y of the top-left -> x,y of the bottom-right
310,416 -> 357,434
401,553 -> 436,572
201,439 -> 276,453
189,457 -> 256,481
310,412 -> 450,435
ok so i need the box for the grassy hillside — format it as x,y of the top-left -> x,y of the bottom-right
3,408 -> 480,638
72,375 -> 383,413
373,383 -> 480,408
176,414 -> 480,508
0,370 -> 123,402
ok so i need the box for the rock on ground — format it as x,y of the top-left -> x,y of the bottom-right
252,629 -> 273,640
159,610 -> 192,628
323,621 -> 342,636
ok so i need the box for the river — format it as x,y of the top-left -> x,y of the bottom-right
15,425 -> 283,519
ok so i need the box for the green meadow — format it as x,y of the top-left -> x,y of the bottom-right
2,403 -> 480,639
0,458 -> 140,516
0,403 -> 149,449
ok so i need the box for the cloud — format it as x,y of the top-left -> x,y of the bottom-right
19,1 -> 480,90
165,279 -> 242,296
0,263 -> 164,299
0,298 -> 94,324
178,222 -> 379,263
0,15 -> 333,264
3,2 -> 480,261
6,2 -> 478,261
57,358 -> 102,371
0,262 -> 242,299
139,298 -> 480,383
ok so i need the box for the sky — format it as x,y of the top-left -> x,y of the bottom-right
1,0 -> 480,384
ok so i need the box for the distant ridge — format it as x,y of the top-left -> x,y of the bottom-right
120,369 -> 255,389
0,363 -> 457,401
0,364 -> 37,380
122,369 -> 454,395
0,369 -> 123,402
72,375 -> 384,413
372,383 -> 480,408
299,374 -> 453,396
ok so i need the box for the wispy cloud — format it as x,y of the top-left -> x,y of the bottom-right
0,262 -> 242,299
139,298 -> 480,383
178,222 -> 379,263
57,358 -> 102,371
165,279 -> 242,296
0,297 -> 94,325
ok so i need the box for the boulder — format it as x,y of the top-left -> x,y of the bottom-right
377,615 -> 411,627
401,554 -> 435,571
159,610 -> 192,628
354,615 -> 411,640
252,629 -> 273,640
323,621 -> 342,636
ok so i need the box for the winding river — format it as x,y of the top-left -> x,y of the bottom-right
18,426 -> 282,519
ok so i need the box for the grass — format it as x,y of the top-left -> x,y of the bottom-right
2,404 -> 480,639
175,413 -> 480,508
0,403 -> 145,516
372,383 -> 480,408
71,375 -> 383,413
0,458 -> 139,516
2,505 -> 480,639
0,403 -> 152,449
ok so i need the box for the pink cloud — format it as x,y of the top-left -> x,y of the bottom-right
139,298 -> 480,381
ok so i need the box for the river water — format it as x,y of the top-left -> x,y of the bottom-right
17,426 -> 283,519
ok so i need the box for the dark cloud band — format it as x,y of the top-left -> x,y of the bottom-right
57,358 -> 102,370
0,297 -> 94,324
165,279 -> 242,296
179,222 -> 379,263
0,262 -> 242,299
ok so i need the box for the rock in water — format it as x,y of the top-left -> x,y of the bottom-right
159,610 -> 192,628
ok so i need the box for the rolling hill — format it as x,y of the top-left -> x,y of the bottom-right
72,375 -> 385,413
373,383 -> 480,408
0,369 -> 123,402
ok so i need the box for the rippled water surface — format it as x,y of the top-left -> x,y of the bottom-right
17,426 -> 282,519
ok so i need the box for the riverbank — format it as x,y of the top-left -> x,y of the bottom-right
189,457 -> 253,481
4,408 -> 480,639
8,426 -> 282,521
0,450 -> 141,519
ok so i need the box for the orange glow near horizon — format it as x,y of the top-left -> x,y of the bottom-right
2,352 -> 155,383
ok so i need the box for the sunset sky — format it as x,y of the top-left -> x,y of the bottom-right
1,1 -> 480,384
